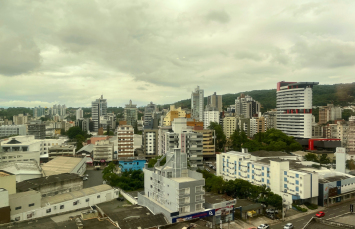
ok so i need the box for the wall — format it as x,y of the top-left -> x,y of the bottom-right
17,174 -> 42,182
10,188 -> 119,222
0,174 -> 16,194
9,191 -> 42,218
0,189 -> 9,208
119,160 -> 146,171
71,157 -> 87,175
138,192 -> 174,223
119,189 -> 137,204
39,177 -> 83,197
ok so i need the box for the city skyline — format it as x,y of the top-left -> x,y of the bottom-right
1,1 -> 355,108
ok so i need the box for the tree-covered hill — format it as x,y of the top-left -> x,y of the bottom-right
165,83 -> 355,112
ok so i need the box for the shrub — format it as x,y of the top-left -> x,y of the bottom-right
304,202 -> 318,210
292,204 -> 308,212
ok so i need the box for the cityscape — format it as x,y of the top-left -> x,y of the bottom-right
1,1 -> 355,229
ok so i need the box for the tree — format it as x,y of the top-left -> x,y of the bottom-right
304,153 -> 319,162
75,134 -> 86,152
319,154 -> 331,165
103,131 -> 114,136
346,160 -> 355,170
66,126 -> 86,140
208,122 -> 226,152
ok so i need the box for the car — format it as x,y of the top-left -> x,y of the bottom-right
84,174 -> 89,177
116,197 -> 124,201
266,209 -> 279,214
283,223 -> 294,229
257,224 -> 269,229
316,211 -> 325,218
83,177 -> 88,181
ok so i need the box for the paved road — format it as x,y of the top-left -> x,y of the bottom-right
270,200 -> 355,229
83,169 -> 104,189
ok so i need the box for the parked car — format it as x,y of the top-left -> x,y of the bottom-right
316,211 -> 325,218
117,197 -> 124,201
257,224 -> 269,229
266,209 -> 279,214
283,223 -> 294,229
83,177 -> 88,181
84,174 -> 89,177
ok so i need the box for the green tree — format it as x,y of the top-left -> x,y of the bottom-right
319,154 -> 331,164
208,122 -> 226,152
66,126 -> 86,140
103,131 -> 114,136
304,153 -> 319,162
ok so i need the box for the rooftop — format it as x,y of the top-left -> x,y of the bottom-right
41,184 -> 112,206
0,161 -> 42,175
9,190 -> 39,199
42,156 -> 85,176
0,170 -> 12,177
160,218 -> 210,229
49,145 -> 75,150
249,150 -> 293,157
97,202 -> 168,229
170,177 -> 196,183
204,192 -> 233,204
76,144 -> 94,154
16,173 -> 81,192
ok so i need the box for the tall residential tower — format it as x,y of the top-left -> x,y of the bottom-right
91,95 -> 107,132
191,86 -> 204,121
276,82 -> 319,138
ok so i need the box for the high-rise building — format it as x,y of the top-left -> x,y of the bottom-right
143,102 -> 156,130
318,104 -> 342,124
235,94 -> 260,118
348,116 -> 355,153
75,118 -> 90,133
28,122 -> 46,139
249,117 -> 266,137
76,108 -> 83,120
191,86 -> 204,121
142,129 -> 158,158
223,116 -> 237,138
13,114 -> 28,125
263,110 -> 277,130
276,81 -> 319,138
91,95 -> 107,132
117,125 -> 134,158
124,100 -> 138,127
203,109 -> 220,129
33,106 -> 45,118
207,92 -> 222,112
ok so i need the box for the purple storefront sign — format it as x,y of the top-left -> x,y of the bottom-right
172,209 -> 215,223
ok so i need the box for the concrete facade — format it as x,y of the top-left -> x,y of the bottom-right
138,148 -> 205,223
143,129 -> 159,157
223,116 -> 236,139
0,125 -> 26,137
191,86 -> 204,122
91,95 -> 107,132
93,140 -> 114,162
0,171 -> 16,194
203,110 -> 220,129
124,100 -> 138,127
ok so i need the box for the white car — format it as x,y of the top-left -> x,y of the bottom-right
83,177 -> 88,181
284,223 -> 294,229
257,224 -> 270,229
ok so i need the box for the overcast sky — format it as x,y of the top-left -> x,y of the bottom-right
1,0 -> 355,108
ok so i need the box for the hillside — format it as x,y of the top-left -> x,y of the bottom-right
166,83 -> 355,112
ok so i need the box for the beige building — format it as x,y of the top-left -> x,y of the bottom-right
117,125 -> 134,158
318,104 -> 342,124
337,121 -> 349,147
13,114 -> 28,125
194,129 -> 215,155
93,140 -> 114,162
163,105 -> 186,126
249,117 -> 266,137
42,156 -> 86,176
0,171 -> 16,195
9,190 -> 41,220
223,116 -> 237,138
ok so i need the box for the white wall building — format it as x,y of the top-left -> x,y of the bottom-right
216,150 -> 319,205
76,108 -> 83,120
203,110 -> 220,129
0,125 -> 26,137
276,82 -> 319,139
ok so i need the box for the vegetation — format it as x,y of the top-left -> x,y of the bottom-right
102,162 -> 144,191
229,128 -> 302,153
64,126 -> 91,152
343,109 -> 355,121
208,122 -> 226,152
304,153 -> 331,165
103,131 -> 114,136
0,107 -> 33,120
148,156 -> 166,168
346,159 -> 355,170
292,204 -> 308,212
198,169 -> 283,209
304,202 -> 318,210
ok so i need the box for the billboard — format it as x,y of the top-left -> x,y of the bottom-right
215,205 -> 233,216
172,209 -> 215,223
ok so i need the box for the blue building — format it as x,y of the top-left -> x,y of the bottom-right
118,159 -> 147,171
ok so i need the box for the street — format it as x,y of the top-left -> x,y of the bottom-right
83,169 -> 104,189
270,200 -> 355,229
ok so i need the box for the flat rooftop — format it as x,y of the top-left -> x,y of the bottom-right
205,192 -> 233,204
249,150 -> 293,157
97,202 -> 168,229
16,173 -> 81,192
41,184 -> 112,206
42,156 -> 85,176
0,161 -> 41,174
49,145 -> 75,150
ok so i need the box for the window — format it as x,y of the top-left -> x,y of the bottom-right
296,174 -> 299,178
296,180 -> 299,185
97,195 -> 100,198
284,184 -> 287,188
15,206 -> 22,210
86,198 -> 89,202
150,177 -> 153,180
60,205 -> 64,209
46,208 -> 51,213
73,201 -> 78,206
296,186 -> 299,191
196,203 -> 203,211
284,171 -> 287,175
262,178 -> 264,182
29,203 -> 34,207
150,185 -> 153,188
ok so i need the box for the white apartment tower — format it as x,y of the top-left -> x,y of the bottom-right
91,95 -> 107,132
76,108 -> 83,120
191,86 -> 204,122
276,82 -> 319,139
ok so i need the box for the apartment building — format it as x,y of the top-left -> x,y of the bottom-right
76,108 -> 83,120
235,94 -> 260,119
33,106 -> 45,118
223,116 -> 237,138
191,86 -> 204,121
91,95 -> 107,132
13,114 -> 28,125
143,129 -> 159,158
117,125 -> 134,158
203,109 -> 220,129
276,82 -> 319,138
348,116 -> 355,153
0,125 -> 26,137
193,129 -> 215,156
249,117 -> 266,138
163,105 -> 186,126
93,140 -> 114,163
207,92 -> 222,112
144,102 -> 157,130
138,148 -> 205,223
124,100 -> 138,127
28,123 -> 46,139
75,118 -> 89,133
318,104 -> 342,124
158,126 -> 172,156
216,150 -> 319,205
263,110 -> 277,130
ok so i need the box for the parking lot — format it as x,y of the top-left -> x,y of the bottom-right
83,169 -> 105,189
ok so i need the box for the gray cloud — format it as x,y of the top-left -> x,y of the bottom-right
1,0 -> 355,107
